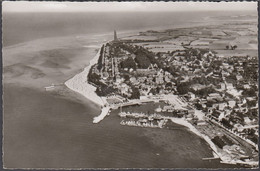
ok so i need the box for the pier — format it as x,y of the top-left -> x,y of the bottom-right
93,107 -> 110,123
202,157 -> 220,160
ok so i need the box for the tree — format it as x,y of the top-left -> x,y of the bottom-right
165,82 -> 172,88
231,45 -> 237,50
88,67 -> 101,85
176,82 -> 190,95
97,45 -> 104,71
194,60 -> 200,65
135,52 -> 151,69
195,103 -> 203,110
221,118 -> 233,129
123,74 -> 130,81
130,87 -> 140,99
120,57 -> 136,69
226,45 -> 229,50
96,84 -> 117,96
242,88 -> 256,97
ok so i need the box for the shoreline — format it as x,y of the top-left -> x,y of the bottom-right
170,117 -> 258,167
64,44 -> 105,106
64,43 -> 111,123
170,118 -> 220,158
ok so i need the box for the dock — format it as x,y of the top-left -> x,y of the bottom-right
202,157 -> 220,160
44,83 -> 63,91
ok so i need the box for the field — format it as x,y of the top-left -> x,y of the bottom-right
133,42 -> 185,53
126,19 -> 257,58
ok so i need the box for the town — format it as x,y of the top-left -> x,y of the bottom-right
87,22 -> 258,167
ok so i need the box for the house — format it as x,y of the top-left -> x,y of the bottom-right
222,70 -> 230,77
212,110 -> 221,119
197,120 -> 207,126
236,75 -> 243,81
222,62 -> 229,68
165,75 -> 171,82
207,93 -> 222,101
244,117 -> 252,125
226,83 -> 234,90
188,92 -> 196,100
202,103 -> 207,108
156,70 -> 164,84
218,112 -> 225,121
228,100 -> 236,108
163,105 -> 175,112
219,102 -> 228,111
240,107 -> 248,113
212,103 -> 219,109
120,83 -> 130,95
243,84 -> 250,89
193,68 -> 202,74
233,123 -> 244,133
156,76 -> 164,84
188,109 -> 195,115
138,77 -> 146,83
220,83 -> 226,90
130,77 -> 139,85
116,75 -> 124,84
191,84 -> 205,91
102,72 -> 109,80
208,107 -> 213,113
200,98 -> 207,104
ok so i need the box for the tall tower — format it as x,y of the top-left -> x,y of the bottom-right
114,30 -> 118,41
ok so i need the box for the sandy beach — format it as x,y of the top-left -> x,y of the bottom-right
64,43 -> 113,123
3,35 -> 105,91
65,46 -> 105,106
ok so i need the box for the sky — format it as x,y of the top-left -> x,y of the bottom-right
2,1 -> 257,13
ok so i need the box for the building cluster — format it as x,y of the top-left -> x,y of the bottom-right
90,41 -> 258,145
88,30 -> 258,164
91,41 -> 179,99
152,47 -> 258,144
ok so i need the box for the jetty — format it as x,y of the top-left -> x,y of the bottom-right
202,157 -> 220,160
44,83 -> 63,91
93,107 -> 110,123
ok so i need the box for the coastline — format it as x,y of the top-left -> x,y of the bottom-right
170,118 -> 220,158
64,44 -> 105,106
64,43 -> 111,123
170,118 -> 258,166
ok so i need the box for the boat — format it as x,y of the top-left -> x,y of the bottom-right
44,83 -> 55,91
